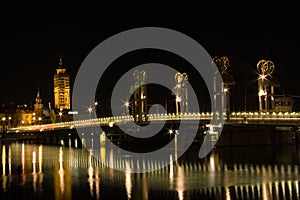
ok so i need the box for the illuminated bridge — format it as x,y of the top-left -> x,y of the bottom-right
7,111 -> 300,134
4,58 -> 300,147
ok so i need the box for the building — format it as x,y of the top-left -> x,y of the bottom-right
14,104 -> 34,127
274,96 -> 293,112
34,88 -> 43,118
53,55 -> 71,110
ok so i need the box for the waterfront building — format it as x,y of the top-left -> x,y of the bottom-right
53,55 -> 71,110
14,104 -> 34,126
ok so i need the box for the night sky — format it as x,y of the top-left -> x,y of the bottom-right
1,2 -> 300,111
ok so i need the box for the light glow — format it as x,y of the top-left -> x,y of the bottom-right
176,95 -> 182,102
258,90 -> 266,97
259,74 -> 267,80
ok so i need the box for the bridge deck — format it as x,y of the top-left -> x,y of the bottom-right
6,111 -> 300,133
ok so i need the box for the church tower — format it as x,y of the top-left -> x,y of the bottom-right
34,88 -> 44,117
53,55 -> 71,110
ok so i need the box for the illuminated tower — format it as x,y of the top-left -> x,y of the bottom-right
34,88 -> 44,117
173,72 -> 189,114
53,56 -> 71,110
257,60 -> 280,112
130,70 -> 148,123
212,56 -> 235,115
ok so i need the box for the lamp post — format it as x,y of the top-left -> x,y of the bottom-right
1,117 -> 6,133
8,117 -> 11,128
32,112 -> 36,125
58,111 -> 63,122
168,128 -> 179,162
38,117 -> 42,125
94,101 -> 99,117
87,106 -> 93,119
223,87 -> 230,117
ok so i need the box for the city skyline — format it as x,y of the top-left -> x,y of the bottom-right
1,2 -> 300,111
2,3 -> 300,200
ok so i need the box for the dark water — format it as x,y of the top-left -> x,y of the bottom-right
0,140 -> 300,200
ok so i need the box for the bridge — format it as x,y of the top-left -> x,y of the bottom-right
3,58 -> 300,146
6,111 -> 300,133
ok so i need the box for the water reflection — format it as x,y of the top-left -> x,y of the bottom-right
32,150 -> 36,173
87,151 -> 100,199
21,143 -> 25,173
176,166 -> 184,200
2,145 -> 5,175
0,142 -> 299,199
125,168 -> 132,199
8,145 -> 11,175
58,147 -> 64,194
38,145 -> 42,173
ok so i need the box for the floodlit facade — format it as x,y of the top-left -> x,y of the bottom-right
53,56 -> 70,110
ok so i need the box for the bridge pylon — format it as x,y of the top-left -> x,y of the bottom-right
129,70 -> 148,124
173,72 -> 189,115
257,60 -> 281,112
212,56 -> 235,117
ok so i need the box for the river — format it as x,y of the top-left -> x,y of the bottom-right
1,141 -> 299,199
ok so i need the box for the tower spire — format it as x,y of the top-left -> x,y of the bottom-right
59,53 -> 63,68
35,88 -> 42,104
34,87 -> 44,118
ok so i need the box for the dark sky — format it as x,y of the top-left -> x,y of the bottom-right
1,1 -> 300,111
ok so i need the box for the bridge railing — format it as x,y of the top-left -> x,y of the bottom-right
229,111 -> 300,120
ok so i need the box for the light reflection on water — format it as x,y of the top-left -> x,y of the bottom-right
0,141 -> 299,199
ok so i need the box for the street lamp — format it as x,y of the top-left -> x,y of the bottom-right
8,117 -> 11,128
38,117 -> 42,125
87,106 -> 93,114
58,112 -> 63,122
258,89 -> 266,97
86,106 -> 93,119
124,101 -> 130,108
167,127 -> 179,161
122,100 -> 131,116
1,117 -> 6,133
